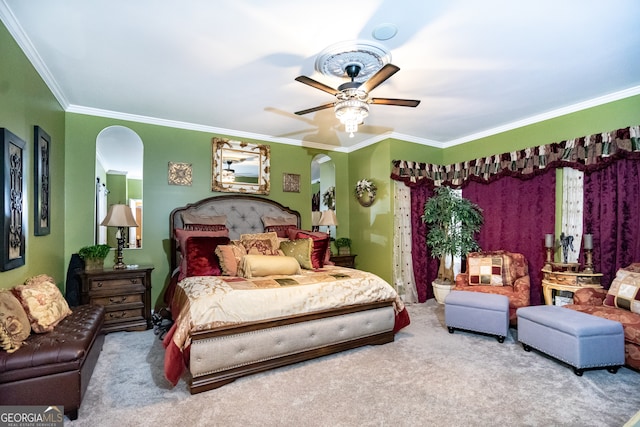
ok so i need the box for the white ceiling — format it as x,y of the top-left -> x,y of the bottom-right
2,0 -> 639,153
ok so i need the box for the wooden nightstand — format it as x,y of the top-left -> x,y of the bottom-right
330,254 -> 357,268
79,265 -> 153,333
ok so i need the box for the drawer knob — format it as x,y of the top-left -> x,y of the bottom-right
109,296 -> 127,304
108,311 -> 126,319
130,279 -> 139,284
97,282 -> 103,287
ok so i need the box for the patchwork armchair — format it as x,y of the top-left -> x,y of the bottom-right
565,263 -> 640,371
454,251 -> 530,325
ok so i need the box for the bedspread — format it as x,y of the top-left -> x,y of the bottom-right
163,266 -> 409,385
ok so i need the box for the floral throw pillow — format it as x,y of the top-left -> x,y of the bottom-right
604,269 -> 640,314
0,290 -> 31,353
240,232 -> 281,255
12,275 -> 72,333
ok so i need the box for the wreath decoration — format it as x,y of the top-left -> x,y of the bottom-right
354,179 -> 377,207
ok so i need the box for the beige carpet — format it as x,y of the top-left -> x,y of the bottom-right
67,301 -> 640,427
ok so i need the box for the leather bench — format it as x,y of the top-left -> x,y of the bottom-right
0,304 -> 105,420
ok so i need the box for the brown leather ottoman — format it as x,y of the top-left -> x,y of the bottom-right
0,305 -> 105,420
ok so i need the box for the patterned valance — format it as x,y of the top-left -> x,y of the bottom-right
391,125 -> 640,188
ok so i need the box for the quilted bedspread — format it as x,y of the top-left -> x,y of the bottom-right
163,266 -> 408,385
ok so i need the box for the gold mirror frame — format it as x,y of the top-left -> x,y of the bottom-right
211,138 -> 270,194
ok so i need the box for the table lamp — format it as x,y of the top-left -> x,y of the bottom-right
318,210 -> 338,235
101,204 -> 139,269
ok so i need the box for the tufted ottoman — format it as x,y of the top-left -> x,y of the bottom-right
445,291 -> 510,343
0,305 -> 105,420
517,305 -> 624,375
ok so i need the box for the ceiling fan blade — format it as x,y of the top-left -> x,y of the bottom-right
360,64 -> 400,93
295,76 -> 339,95
294,102 -> 335,115
370,98 -> 421,107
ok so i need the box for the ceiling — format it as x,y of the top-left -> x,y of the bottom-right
2,0 -> 639,153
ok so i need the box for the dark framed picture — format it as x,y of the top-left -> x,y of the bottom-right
34,126 -> 50,235
1,128 -> 26,271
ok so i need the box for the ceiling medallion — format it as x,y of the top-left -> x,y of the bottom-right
315,40 -> 391,83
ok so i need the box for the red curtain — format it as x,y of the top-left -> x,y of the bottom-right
462,171 -> 556,305
410,184 -> 438,302
584,158 -> 640,288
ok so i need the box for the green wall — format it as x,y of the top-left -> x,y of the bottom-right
0,22 -> 66,290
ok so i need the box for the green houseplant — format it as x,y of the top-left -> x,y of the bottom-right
78,244 -> 111,271
421,187 -> 483,302
335,237 -> 352,255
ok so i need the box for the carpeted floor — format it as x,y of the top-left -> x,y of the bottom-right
68,301 -> 640,427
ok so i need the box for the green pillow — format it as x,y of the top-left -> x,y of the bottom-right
279,238 -> 313,270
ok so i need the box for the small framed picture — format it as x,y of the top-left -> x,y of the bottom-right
168,162 -> 192,186
283,173 -> 300,192
34,126 -> 51,235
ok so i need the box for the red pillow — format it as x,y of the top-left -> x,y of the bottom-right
265,224 -> 297,238
295,230 -> 329,269
175,228 -> 230,280
185,236 -> 230,278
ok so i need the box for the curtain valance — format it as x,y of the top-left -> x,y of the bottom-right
391,125 -> 640,188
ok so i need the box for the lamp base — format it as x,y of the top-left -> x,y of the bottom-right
113,229 -> 127,269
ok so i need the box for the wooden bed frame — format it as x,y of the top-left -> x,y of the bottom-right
168,195 -> 396,394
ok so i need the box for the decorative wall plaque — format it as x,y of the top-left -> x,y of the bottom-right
1,128 -> 26,271
283,173 -> 300,192
168,162 -> 192,186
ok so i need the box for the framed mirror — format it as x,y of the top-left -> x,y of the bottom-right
212,138 -> 270,194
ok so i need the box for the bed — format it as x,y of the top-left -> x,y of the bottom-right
163,195 -> 410,394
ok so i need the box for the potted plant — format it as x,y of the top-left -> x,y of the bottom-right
78,244 -> 111,271
421,186 -> 484,303
335,237 -> 352,255
322,186 -> 336,210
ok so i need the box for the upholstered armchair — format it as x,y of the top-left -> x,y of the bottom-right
454,251 -> 530,324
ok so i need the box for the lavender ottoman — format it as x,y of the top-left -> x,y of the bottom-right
517,305 -> 624,376
445,291 -> 510,343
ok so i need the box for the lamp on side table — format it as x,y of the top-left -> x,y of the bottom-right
101,204 -> 139,269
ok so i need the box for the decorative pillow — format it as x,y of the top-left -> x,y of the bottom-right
184,236 -> 230,278
175,229 -> 230,280
279,238 -> 314,270
604,269 -> 640,314
182,212 -> 226,225
240,232 -> 281,255
294,230 -> 330,269
12,275 -> 72,333
238,255 -> 301,279
262,215 -> 297,227
215,243 -> 247,276
468,256 -> 504,286
183,223 -> 227,232
264,224 -> 298,238
0,290 -> 31,353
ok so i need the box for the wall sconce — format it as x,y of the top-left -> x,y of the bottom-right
101,204 -> 139,269
318,210 -> 338,235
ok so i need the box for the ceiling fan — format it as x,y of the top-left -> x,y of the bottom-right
294,63 -> 420,137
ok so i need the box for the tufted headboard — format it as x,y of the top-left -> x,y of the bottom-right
169,195 -> 301,270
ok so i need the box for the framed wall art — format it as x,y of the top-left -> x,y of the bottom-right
168,162 -> 193,186
211,138 -> 270,195
283,173 -> 300,192
1,128 -> 26,271
34,126 -> 50,235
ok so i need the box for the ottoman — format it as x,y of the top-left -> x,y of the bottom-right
516,305 -> 624,376
445,291 -> 510,343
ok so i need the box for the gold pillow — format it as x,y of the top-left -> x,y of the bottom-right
468,256 -> 504,286
604,270 -> 640,314
238,255 -> 301,278
13,275 -> 72,333
240,232 -> 281,255
279,238 -> 313,270
0,290 -> 31,353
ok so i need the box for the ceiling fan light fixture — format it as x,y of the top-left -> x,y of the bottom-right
334,99 -> 369,138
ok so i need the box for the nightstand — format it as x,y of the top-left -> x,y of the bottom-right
79,265 -> 153,333
330,254 -> 357,268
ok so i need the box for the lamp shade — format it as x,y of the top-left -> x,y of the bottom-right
318,210 -> 338,227
311,211 -> 322,226
101,204 -> 139,228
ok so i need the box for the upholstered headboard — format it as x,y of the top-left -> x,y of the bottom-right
169,195 -> 301,270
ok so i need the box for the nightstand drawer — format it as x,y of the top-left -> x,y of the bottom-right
89,276 -> 144,291
92,293 -> 143,307
104,307 -> 144,323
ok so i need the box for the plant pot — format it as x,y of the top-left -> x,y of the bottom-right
432,280 -> 454,304
84,258 -> 105,271
338,247 -> 351,255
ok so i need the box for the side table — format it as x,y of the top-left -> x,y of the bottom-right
330,254 -> 357,269
79,265 -> 154,333
541,266 -> 603,306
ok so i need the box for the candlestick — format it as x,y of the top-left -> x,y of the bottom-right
545,234 -> 554,248
583,234 -> 593,250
